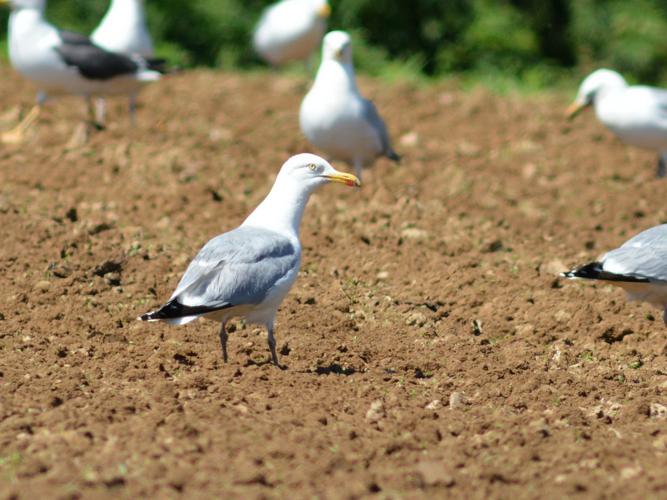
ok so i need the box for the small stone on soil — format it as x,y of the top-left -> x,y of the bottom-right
449,392 -> 468,409
365,400 -> 385,423
34,280 -> 51,292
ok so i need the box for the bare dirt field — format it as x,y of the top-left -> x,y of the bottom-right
0,66 -> 666,499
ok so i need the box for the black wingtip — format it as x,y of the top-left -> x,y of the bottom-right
562,261 -> 604,280
146,58 -> 181,75
387,150 -> 401,164
138,299 -> 233,322
138,312 -> 155,322
138,299 -> 188,322
562,261 -> 650,283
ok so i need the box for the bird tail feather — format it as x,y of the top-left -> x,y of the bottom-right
136,69 -> 161,82
386,149 -> 401,164
137,299 -> 233,322
561,262 -> 649,283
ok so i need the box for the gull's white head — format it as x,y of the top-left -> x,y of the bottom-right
567,69 -> 628,119
276,153 -> 360,191
0,0 -> 46,10
322,30 -> 353,65
243,153 -> 360,233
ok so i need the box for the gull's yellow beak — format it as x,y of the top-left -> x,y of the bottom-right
325,171 -> 361,188
318,3 -> 331,18
565,101 -> 586,120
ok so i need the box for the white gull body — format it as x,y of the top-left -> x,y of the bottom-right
253,0 -> 329,66
568,68 -> 667,177
92,0 -> 154,58
139,153 -> 360,366
563,223 -> 667,324
300,30 -> 399,179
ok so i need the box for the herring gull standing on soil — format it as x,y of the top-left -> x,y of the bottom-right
563,223 -> 667,324
567,68 -> 667,178
139,154 -> 360,366
300,31 -> 400,180
0,0 -> 161,143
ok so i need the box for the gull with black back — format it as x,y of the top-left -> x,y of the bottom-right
0,0 -> 161,143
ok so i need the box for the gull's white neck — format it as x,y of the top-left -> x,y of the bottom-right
102,0 -> 146,24
93,0 -> 153,56
241,177 -> 312,241
314,59 -> 359,94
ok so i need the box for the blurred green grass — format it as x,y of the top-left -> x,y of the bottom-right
1,0 -> 667,92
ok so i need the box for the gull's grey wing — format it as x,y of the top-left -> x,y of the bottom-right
618,224 -> 667,250
168,226 -> 299,313
602,224 -> 667,281
361,98 -> 400,162
55,31 -> 139,80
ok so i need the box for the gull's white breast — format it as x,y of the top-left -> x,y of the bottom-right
92,3 -> 154,57
301,86 -> 382,164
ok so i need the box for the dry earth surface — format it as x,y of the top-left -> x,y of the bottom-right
0,66 -> 666,499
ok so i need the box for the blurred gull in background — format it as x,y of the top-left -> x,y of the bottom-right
563,223 -> 667,324
300,31 -> 400,180
92,0 -> 159,125
92,0 -> 154,58
139,153 -> 360,367
253,0 -> 330,67
0,0 -> 160,143
567,68 -> 667,178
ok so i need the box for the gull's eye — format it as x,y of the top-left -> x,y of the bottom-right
307,163 -> 318,172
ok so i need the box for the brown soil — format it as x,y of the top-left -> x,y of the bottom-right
0,66 -> 666,499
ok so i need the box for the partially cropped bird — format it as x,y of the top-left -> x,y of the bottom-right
300,31 -> 400,180
0,0 -> 160,144
253,0 -> 330,68
91,0 -> 158,126
139,154 -> 360,367
563,223 -> 667,324
92,0 -> 154,58
567,68 -> 667,178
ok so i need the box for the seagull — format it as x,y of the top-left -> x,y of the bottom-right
563,223 -> 667,324
300,31 -> 400,180
92,0 -> 154,58
567,68 -> 667,178
0,0 -> 160,144
91,0 -> 157,126
253,0 -> 330,67
139,154 -> 360,367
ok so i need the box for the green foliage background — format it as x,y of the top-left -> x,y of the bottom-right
2,0 -> 667,89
